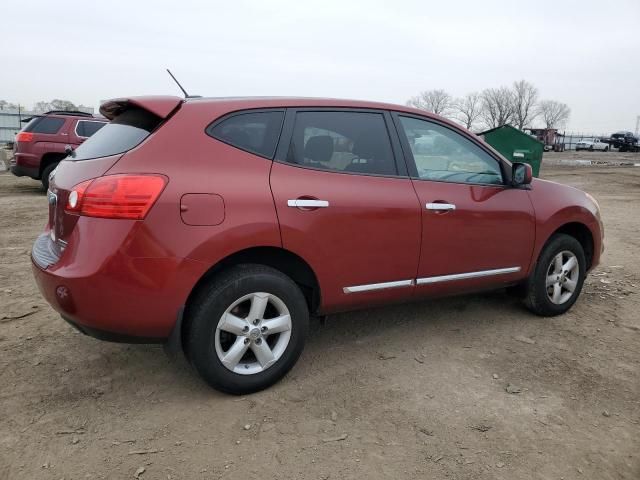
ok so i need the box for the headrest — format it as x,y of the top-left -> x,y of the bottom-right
304,135 -> 334,163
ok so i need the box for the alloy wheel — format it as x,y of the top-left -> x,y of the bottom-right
214,292 -> 292,375
545,250 -> 579,305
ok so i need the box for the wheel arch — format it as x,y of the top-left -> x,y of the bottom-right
184,246 -> 321,317
39,152 -> 66,178
547,222 -> 594,270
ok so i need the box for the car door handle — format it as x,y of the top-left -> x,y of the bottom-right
426,203 -> 456,211
287,199 -> 329,208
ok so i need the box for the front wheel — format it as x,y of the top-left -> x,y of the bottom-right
604,146 -> 609,152
523,234 -> 586,316
186,264 -> 309,394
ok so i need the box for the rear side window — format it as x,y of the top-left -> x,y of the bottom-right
71,107 -> 161,161
76,120 -> 106,138
286,111 -> 397,176
24,117 -> 65,134
207,111 -> 284,159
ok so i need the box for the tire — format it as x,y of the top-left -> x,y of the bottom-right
186,264 -> 309,394
523,234 -> 586,317
604,146 -> 609,152
588,146 -> 594,151
41,162 -> 58,190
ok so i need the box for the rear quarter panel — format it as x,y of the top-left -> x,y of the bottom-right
105,101 -> 282,266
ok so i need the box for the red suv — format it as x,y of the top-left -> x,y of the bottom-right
11,111 -> 107,189
32,96 -> 603,394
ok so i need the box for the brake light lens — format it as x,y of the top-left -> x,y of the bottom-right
16,132 -> 34,142
65,175 -> 167,220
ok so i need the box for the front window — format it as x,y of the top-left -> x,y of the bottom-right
398,116 -> 503,185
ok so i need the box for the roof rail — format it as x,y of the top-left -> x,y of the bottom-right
44,110 -> 94,117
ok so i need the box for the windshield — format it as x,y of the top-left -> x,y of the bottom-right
71,107 -> 161,161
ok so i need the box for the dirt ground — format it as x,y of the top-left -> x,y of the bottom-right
1,152 -> 639,480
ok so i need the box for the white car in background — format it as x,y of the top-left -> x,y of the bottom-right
575,138 -> 609,152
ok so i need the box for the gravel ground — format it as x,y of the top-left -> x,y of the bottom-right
1,153 -> 639,479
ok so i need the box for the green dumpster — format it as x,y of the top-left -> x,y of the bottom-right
479,125 -> 544,177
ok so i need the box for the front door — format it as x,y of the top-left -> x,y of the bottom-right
393,114 -> 535,296
270,109 -> 422,312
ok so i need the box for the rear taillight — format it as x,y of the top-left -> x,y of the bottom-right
65,174 -> 167,220
16,132 -> 34,142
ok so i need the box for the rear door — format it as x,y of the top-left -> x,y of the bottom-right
270,109 -> 422,312
393,113 -> 535,296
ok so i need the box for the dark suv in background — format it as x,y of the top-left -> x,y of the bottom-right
605,131 -> 639,152
11,111 -> 107,189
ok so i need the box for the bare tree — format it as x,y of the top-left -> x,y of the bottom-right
33,101 -> 52,112
453,92 -> 482,131
480,87 -> 514,129
50,99 -> 77,111
0,100 -> 19,110
406,89 -> 453,117
511,80 -> 539,130
538,100 -> 571,129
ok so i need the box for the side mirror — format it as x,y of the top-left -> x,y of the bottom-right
512,162 -> 532,186
64,144 -> 76,158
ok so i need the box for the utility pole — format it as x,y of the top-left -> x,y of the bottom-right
635,115 -> 640,137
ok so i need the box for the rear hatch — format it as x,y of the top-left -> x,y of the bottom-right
34,96 -> 182,269
13,114 -> 68,160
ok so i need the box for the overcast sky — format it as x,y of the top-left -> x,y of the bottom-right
3,0 -> 639,133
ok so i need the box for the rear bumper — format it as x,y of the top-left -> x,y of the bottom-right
31,223 -> 207,340
61,315 -> 165,343
10,163 -> 39,178
11,152 -> 40,178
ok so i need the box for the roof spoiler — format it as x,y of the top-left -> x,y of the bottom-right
99,96 -> 183,121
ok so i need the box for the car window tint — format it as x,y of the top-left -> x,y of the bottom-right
286,111 -> 397,176
72,107 -> 161,161
77,121 -> 106,138
208,111 -> 284,159
24,117 -> 65,134
399,116 -> 502,185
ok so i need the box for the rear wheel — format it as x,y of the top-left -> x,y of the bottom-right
41,162 -> 58,190
523,234 -> 586,316
186,264 -> 309,394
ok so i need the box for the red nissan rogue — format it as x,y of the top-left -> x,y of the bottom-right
32,96 -> 603,394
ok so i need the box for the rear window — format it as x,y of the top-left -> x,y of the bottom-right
207,110 -> 284,159
24,117 -> 65,134
71,108 -> 162,161
76,120 -> 106,138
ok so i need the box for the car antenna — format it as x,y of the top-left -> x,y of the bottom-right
166,68 -> 200,98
